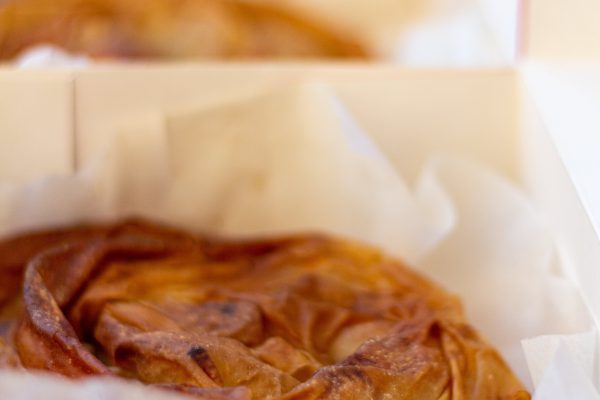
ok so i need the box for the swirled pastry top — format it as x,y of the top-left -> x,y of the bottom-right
0,220 -> 529,399
0,0 -> 367,60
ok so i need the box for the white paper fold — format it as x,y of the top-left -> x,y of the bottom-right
0,83 -> 596,398
15,46 -> 90,69
161,85 -> 455,264
0,371 -> 187,400
531,337 -> 600,400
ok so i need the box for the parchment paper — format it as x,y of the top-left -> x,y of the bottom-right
0,84 -> 595,399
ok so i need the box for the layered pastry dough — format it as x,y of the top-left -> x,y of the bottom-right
0,0 -> 367,59
0,220 -> 529,399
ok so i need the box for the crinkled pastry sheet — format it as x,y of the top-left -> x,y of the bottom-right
0,84 -> 596,399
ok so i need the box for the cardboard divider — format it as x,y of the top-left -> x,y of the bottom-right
73,66 -> 519,183
0,70 -> 74,184
526,0 -> 600,61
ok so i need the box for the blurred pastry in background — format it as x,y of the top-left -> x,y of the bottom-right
0,0 -> 369,60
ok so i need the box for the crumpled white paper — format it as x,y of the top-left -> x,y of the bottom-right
0,84 -> 595,399
0,371 -> 194,400
15,46 -> 90,69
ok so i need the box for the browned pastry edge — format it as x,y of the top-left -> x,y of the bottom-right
0,219 -> 530,399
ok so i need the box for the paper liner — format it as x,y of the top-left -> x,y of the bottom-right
0,83 -> 595,398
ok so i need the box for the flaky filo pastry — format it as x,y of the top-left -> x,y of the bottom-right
0,220 -> 529,399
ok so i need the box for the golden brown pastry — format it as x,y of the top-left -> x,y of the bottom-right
0,220 -> 529,399
0,0 -> 368,60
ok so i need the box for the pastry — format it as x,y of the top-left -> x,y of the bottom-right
0,0 -> 368,60
0,219 -> 529,399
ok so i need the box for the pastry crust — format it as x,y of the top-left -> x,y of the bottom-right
0,220 -> 529,399
0,0 -> 368,59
